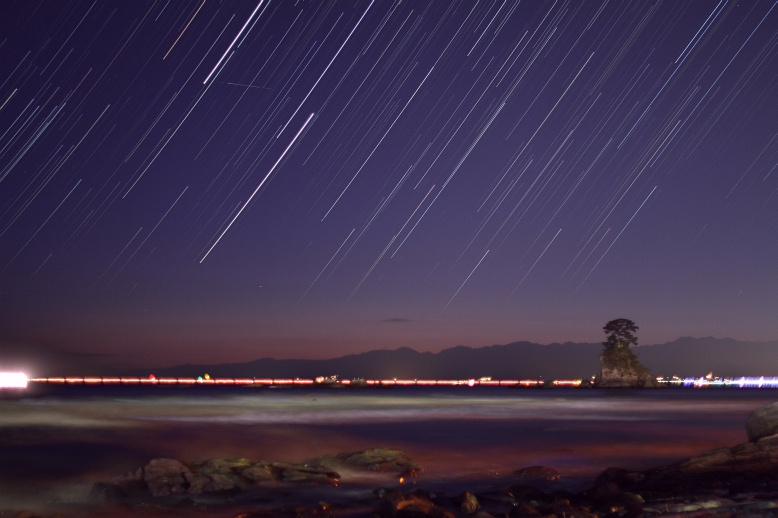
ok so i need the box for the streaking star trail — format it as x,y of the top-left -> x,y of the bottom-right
0,0 -> 776,364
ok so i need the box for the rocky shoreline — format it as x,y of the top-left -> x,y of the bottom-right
82,449 -> 778,518
9,404 -> 778,518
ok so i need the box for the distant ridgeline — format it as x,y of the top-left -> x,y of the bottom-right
148,337 -> 778,381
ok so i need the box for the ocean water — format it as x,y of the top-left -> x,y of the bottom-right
1,386 -> 776,512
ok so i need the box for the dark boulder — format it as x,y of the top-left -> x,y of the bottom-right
89,482 -> 131,503
746,402 -> 778,442
241,461 -> 276,482
271,461 -> 340,484
313,448 -> 420,473
377,488 -> 455,518
184,471 -> 244,494
198,456 -> 252,473
143,458 -> 191,497
458,491 -> 480,513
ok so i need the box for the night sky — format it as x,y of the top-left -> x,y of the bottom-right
1,0 -> 777,367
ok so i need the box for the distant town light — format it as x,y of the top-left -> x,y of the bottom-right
20,374 -> 778,389
0,372 -> 28,389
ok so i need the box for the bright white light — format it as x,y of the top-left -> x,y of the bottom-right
0,372 -> 28,389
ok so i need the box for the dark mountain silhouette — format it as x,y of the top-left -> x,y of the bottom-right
148,342 -> 602,380
148,337 -> 778,380
636,336 -> 778,378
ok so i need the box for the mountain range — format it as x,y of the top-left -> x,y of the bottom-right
147,336 -> 778,380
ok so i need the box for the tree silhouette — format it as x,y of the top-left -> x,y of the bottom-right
602,318 -> 639,351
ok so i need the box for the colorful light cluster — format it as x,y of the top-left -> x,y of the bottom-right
678,377 -> 778,388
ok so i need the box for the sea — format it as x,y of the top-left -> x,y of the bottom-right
1,385 -> 776,513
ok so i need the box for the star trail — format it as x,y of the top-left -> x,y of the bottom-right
0,0 -> 777,365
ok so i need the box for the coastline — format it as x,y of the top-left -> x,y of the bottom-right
2,389 -> 776,517
9,440 -> 778,518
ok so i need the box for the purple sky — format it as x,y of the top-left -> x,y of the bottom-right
1,1 -> 777,366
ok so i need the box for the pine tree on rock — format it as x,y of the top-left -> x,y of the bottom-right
602,318 -> 639,350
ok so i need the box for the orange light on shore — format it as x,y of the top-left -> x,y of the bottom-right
158,377 -> 177,384
102,377 -> 121,384
341,379 -> 351,385
519,380 -> 541,386
83,377 -> 102,384
381,380 -> 396,385
121,377 -> 140,384
140,377 -> 158,384
499,380 -> 519,386
214,378 -> 235,384
65,377 -> 84,384
479,380 -> 500,386
395,380 -> 416,385
553,379 -> 582,386
254,378 -> 273,384
177,378 -> 196,384
293,379 -> 313,385
436,380 -> 458,385
273,379 -> 294,384
234,378 -> 254,385
416,380 -> 436,385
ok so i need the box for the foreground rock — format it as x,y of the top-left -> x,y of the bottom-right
568,403 -> 778,517
590,406 -> 778,484
747,402 -> 778,442
377,488 -> 455,518
312,448 -> 420,473
92,448 -> 420,504
457,491 -> 480,514
93,456 -> 339,502
631,402 -> 778,481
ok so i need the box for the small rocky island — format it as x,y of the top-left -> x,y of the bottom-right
594,319 -> 658,388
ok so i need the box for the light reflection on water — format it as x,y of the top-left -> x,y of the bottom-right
1,387 -> 776,508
